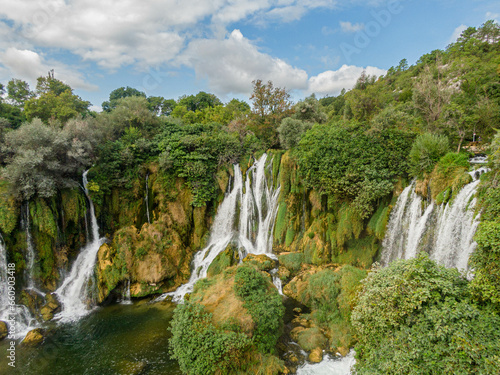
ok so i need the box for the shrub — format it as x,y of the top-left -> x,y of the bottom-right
234,266 -> 284,353
352,253 -> 500,375
409,133 -> 449,177
169,302 -> 251,375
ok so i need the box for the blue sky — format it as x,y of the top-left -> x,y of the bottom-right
0,0 -> 499,111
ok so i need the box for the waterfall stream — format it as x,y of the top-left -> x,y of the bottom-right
165,153 -> 281,301
380,168 -> 487,270
0,236 -> 39,339
55,170 -> 105,322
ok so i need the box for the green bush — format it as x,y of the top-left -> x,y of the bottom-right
409,133 -> 449,177
352,253 -> 500,374
469,221 -> 500,308
234,266 -> 284,353
169,302 -> 251,375
278,252 -> 304,272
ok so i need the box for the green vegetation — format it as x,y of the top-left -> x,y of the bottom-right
352,253 -> 500,374
470,132 -> 500,310
170,265 -> 285,375
285,265 -> 367,354
234,265 -> 285,353
409,133 -> 450,177
169,302 -> 252,375
296,125 -> 414,218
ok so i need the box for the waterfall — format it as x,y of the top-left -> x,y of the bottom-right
120,279 -> 132,305
23,203 -> 45,296
165,153 -> 281,302
145,174 -> 151,224
0,236 -> 9,320
270,268 -> 283,295
55,170 -> 105,322
0,236 -> 39,339
380,169 -> 487,270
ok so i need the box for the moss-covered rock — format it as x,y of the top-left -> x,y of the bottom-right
0,321 -> 7,340
40,293 -> 61,321
21,328 -> 45,346
242,253 -> 277,271
284,264 -> 367,355
207,244 -> 238,278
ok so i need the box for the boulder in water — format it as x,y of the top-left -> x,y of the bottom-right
40,293 -> 61,321
22,328 -> 45,346
0,321 -> 8,340
309,347 -> 323,363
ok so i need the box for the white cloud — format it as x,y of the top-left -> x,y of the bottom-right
308,64 -> 387,95
181,29 -> 308,96
486,12 -> 499,23
340,21 -> 365,33
0,0 -> 391,97
0,47 -> 98,92
448,24 -> 467,44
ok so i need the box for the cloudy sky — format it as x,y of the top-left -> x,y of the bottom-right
0,0 -> 499,110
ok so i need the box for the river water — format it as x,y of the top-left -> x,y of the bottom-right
0,301 -> 181,375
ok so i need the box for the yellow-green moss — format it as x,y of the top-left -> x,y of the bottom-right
30,198 -> 58,239
0,181 -> 19,235
274,201 -> 287,244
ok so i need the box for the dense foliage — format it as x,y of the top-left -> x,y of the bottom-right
234,265 -> 285,353
169,302 -> 252,375
295,124 -> 414,218
352,254 -> 500,374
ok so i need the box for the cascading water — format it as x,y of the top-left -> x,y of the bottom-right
23,203 -> 45,297
380,167 -> 487,270
120,279 -> 132,305
0,235 -> 9,320
55,170 -> 105,322
297,350 -> 356,375
0,235 -> 39,339
165,153 -> 281,301
270,268 -> 283,295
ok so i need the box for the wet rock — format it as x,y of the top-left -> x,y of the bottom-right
290,326 -> 305,341
22,328 -> 45,346
0,321 -> 7,340
40,293 -> 61,321
309,347 -> 323,363
242,254 -> 277,271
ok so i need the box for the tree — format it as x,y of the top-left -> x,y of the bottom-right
24,73 -> 90,123
102,86 -> 146,112
249,79 -> 293,147
413,65 -> 452,130
2,118 -> 94,199
277,118 -> 311,150
7,79 -> 33,107
292,95 -> 327,124
36,71 -> 72,96
178,91 -> 222,112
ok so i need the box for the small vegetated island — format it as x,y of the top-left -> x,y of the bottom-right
1,21 -> 500,374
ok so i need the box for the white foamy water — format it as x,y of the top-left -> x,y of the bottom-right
55,170 -> 105,322
297,350 -> 356,375
381,168 -> 487,270
164,153 -> 281,302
